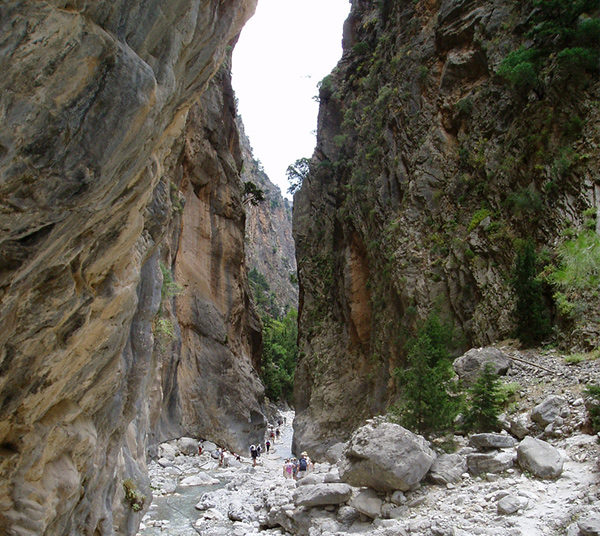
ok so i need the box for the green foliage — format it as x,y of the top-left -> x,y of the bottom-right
159,262 -> 183,301
550,230 -> 600,290
286,157 -> 311,195
243,181 -> 265,206
123,479 -> 145,512
462,364 -> 505,432
392,315 -> 460,435
468,208 -> 491,233
455,97 -> 474,116
352,42 -> 370,56
497,47 -> 541,90
512,240 -> 552,346
248,268 -> 278,317
553,291 -> 576,318
261,309 -> 298,403
584,384 -> 600,433
506,187 -> 543,215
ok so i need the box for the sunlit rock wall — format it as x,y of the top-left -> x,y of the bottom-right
0,1 -> 256,534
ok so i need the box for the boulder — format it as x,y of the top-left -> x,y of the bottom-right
158,442 -> 178,460
453,347 -> 511,384
469,433 -> 517,450
467,450 -> 514,475
324,469 -> 341,483
202,441 -> 218,453
178,437 -> 200,456
336,505 -> 360,526
497,495 -> 527,515
180,472 -> 220,486
390,490 -> 407,505
339,422 -> 436,492
517,437 -> 563,479
579,516 -> 600,535
292,483 -> 353,507
429,453 -> 467,484
296,473 -> 325,486
350,488 -> 383,519
531,396 -> 567,427
509,413 -> 531,439
325,442 -> 347,464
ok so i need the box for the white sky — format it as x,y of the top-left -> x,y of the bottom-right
232,0 -> 350,199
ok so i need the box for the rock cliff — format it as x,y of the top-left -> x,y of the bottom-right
293,0 -> 599,457
0,1 -> 257,534
239,119 -> 298,318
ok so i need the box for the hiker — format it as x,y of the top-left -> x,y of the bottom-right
198,444 -> 203,456
219,449 -> 225,467
283,459 -> 293,478
298,452 -> 308,478
257,444 -> 262,457
277,418 -> 283,427
270,429 -> 275,442
275,428 -> 280,441
250,444 -> 258,466
266,439 -> 271,453
292,458 -> 299,479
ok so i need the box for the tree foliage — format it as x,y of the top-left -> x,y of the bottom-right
286,157 -> 311,195
261,309 -> 298,403
462,363 -> 505,432
393,315 -> 460,435
512,240 -> 551,347
243,181 -> 265,206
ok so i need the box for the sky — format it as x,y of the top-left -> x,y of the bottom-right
232,0 -> 351,199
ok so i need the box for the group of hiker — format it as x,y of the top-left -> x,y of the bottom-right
283,452 -> 313,479
249,420 -> 283,466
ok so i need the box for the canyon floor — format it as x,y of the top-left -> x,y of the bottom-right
138,348 -> 600,536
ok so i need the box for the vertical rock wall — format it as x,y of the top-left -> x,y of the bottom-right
293,0 -> 600,457
0,1 -> 257,534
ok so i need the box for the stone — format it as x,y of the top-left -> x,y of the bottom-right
509,414 -> 531,440
292,483 -> 353,507
531,396 -> 567,427
579,516 -> 600,535
336,506 -> 360,526
296,473 -> 325,486
324,469 -> 341,483
381,502 -> 409,519
467,450 -> 514,475
517,437 -> 564,479
469,433 -> 517,450
350,488 -> 383,519
429,453 -> 467,484
202,441 -> 219,453
325,442 -> 347,464
178,437 -> 200,456
159,443 -> 179,460
390,490 -> 407,505
453,347 -> 511,384
497,495 -> 527,515
180,472 -> 220,486
339,422 -> 436,492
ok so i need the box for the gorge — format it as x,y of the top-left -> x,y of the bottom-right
0,1 -> 599,535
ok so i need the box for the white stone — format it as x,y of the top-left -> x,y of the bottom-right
350,488 -> 383,519
517,437 -> 564,479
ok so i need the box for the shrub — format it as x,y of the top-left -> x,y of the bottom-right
159,262 -> 183,301
462,363 -> 505,432
468,208 -> 491,233
584,384 -> 600,433
497,47 -> 541,90
550,230 -> 600,290
512,240 -> 552,346
123,479 -> 145,512
556,47 -> 599,76
352,42 -> 370,56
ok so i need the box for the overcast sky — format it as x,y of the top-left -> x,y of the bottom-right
232,0 -> 350,199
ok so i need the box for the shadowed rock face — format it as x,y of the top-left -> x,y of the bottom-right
0,1 -> 256,534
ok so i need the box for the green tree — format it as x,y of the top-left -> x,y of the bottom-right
512,240 -> 551,346
243,181 -> 265,206
393,315 -> 460,435
462,363 -> 504,432
584,384 -> 600,433
286,157 -> 311,195
261,309 -> 298,403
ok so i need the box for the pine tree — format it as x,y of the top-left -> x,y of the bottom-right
463,363 -> 504,432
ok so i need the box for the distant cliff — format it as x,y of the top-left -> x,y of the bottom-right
0,1 -> 258,534
239,119 -> 298,318
293,0 -> 600,457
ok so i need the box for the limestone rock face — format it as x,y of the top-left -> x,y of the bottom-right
0,1 -> 256,534
292,0 -> 600,453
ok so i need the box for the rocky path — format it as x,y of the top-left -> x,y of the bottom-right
138,347 -> 600,536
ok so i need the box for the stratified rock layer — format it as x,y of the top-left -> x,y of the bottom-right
293,0 -> 599,456
0,1 -> 256,534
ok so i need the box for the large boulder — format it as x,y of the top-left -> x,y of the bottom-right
517,437 -> 564,479
453,347 -> 511,384
531,396 -> 567,427
428,453 -> 467,484
338,421 -> 436,492
292,483 -> 353,507
178,437 -> 200,456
